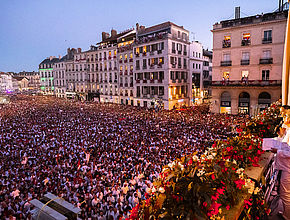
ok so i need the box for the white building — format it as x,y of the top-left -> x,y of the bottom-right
134,22 -> 190,109
0,72 -> 13,93
189,41 -> 204,104
39,56 -> 59,95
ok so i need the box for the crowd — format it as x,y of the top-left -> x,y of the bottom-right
0,95 -> 246,219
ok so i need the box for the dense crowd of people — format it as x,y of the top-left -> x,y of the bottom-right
0,95 -> 246,219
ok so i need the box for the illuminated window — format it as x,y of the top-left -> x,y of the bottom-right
136,47 -> 140,54
143,46 -> 147,53
130,65 -> 133,70
120,55 -> 122,60
223,72 -> 230,79
242,70 -> 249,77
125,54 -> 128,59
125,66 -> 128,70
120,66 -> 123,71
223,36 -> 231,48
114,50 -> 117,55
242,33 -> 251,46
130,53 -> 133,58
109,51 -> 112,56
159,57 -> 164,64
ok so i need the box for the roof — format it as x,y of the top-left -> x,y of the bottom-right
12,76 -> 28,81
203,49 -> 213,58
138,21 -> 187,36
98,30 -> 133,44
39,57 -> 60,65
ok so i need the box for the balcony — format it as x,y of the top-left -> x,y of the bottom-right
178,51 -> 182,55
130,70 -> 133,75
99,58 -> 102,61
158,50 -> 162,54
171,63 -> 176,68
124,59 -> 128,63
114,80 -> 117,83
150,51 -> 155,55
136,66 -> 140,70
143,80 -> 147,83
113,55 -> 116,59
259,58 -> 273,64
136,53 -> 140,57
222,40 -> 231,48
220,61 -> 232,66
241,39 -> 251,46
172,79 -> 176,83
262,38 -> 272,44
136,79 -> 140,83
157,64 -> 163,68
150,79 -> 155,83
211,80 -> 282,87
178,65 -> 182,69
104,57 -> 107,60
158,79 -> 163,83
108,56 -> 111,59
150,65 -> 155,69
143,52 -> 147,56
119,60 -> 123,64
124,70 -> 128,75
120,83 -> 123,87
172,49 -> 176,54
109,67 -> 112,71
183,51 -> 187,56
120,71 -> 123,75
129,58 -> 133,62
143,66 -> 147,70
125,83 -> 128,87
130,83 -> 133,87
241,59 -> 250,65
109,80 -> 112,83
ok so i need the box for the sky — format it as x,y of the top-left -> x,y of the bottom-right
0,0 -> 281,72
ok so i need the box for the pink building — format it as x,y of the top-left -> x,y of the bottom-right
211,8 -> 288,115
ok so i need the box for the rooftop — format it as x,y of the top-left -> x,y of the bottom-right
137,21 -> 188,36
213,10 -> 288,30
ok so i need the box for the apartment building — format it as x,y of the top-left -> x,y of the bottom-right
202,49 -> 213,99
39,56 -> 59,95
211,8 -> 288,115
133,22 -> 190,109
0,72 -> 13,93
85,46 -> 99,101
189,41 -> 204,104
17,71 -> 40,90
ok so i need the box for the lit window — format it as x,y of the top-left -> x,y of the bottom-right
143,46 -> 147,53
136,48 -> 140,54
223,72 -> 230,79
130,53 -> 133,58
242,71 -> 249,77
223,36 -> 231,48
120,55 -> 122,60
114,50 -> 117,55
109,51 -> 112,56
242,33 -> 251,46
125,54 -> 128,59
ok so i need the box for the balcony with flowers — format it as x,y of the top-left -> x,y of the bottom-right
128,101 -> 283,219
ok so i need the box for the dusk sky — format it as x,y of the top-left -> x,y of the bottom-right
0,0 -> 281,72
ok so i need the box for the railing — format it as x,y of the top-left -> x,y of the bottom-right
241,60 -> 250,65
241,39 -> 251,46
222,40 -> 231,48
260,58 -> 273,64
211,80 -> 282,86
221,61 -> 232,66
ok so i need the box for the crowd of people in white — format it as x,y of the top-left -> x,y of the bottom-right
0,96 -> 246,219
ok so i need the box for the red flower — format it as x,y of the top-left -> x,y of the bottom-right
203,202 -> 208,207
234,179 -> 245,189
211,174 -> 215,180
226,205 -> 230,210
217,188 -> 224,195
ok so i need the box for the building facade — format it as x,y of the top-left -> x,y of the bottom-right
133,22 -> 190,109
202,49 -> 213,99
0,72 -> 13,93
17,71 -> 40,90
211,9 -> 288,115
39,57 -> 59,95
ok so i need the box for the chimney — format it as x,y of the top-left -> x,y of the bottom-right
136,23 -> 140,30
111,29 -> 117,37
77,48 -> 81,53
59,55 -> 61,59
67,48 -> 70,55
102,32 -> 110,41
235,6 -> 240,19
140,25 -> 145,30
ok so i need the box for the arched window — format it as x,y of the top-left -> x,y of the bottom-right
258,92 -> 271,111
239,92 -> 250,114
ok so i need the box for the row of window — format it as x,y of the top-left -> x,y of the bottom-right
134,42 -> 164,55
222,69 -> 270,81
222,30 -> 272,48
136,57 -> 165,69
